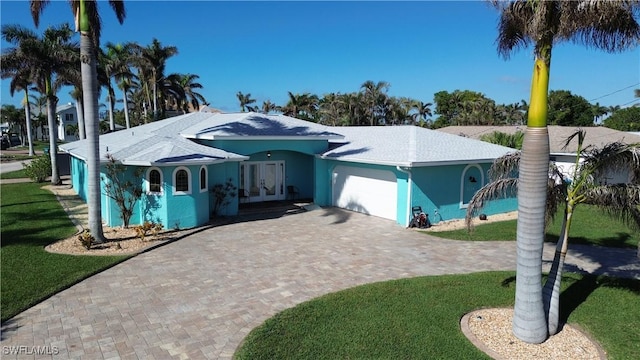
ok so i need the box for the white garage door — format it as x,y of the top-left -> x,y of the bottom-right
332,166 -> 397,220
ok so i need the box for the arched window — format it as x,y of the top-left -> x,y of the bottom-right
460,164 -> 484,208
146,167 -> 163,194
173,167 -> 191,194
199,166 -> 208,193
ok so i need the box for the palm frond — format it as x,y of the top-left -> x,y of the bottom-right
465,178 -> 518,230
582,142 -> 640,181
489,152 -> 521,180
583,184 -> 640,231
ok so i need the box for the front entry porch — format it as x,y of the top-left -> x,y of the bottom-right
240,161 -> 287,202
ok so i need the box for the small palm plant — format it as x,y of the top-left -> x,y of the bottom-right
466,130 -> 640,336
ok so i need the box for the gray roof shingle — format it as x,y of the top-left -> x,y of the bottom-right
322,126 -> 515,167
59,113 -> 247,166
180,112 -> 344,139
437,125 -> 640,154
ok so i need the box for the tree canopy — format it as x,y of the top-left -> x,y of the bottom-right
604,106 -> 640,131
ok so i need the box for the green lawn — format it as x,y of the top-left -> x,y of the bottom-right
0,141 -> 60,163
0,168 -> 28,180
429,205 -> 639,249
234,272 -> 640,360
0,182 -> 128,322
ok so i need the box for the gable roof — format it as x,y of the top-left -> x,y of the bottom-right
437,125 -> 640,154
322,126 -> 515,167
180,112 -> 344,140
59,112 -> 248,166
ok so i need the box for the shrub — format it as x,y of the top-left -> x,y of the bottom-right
77,230 -> 94,250
22,154 -> 51,183
134,221 -> 163,241
211,178 -> 237,217
101,154 -> 143,228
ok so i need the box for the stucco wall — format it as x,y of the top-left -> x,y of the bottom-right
70,156 -> 87,200
315,159 -> 517,226
199,139 -> 328,156
209,162 -> 240,217
411,163 -> 517,223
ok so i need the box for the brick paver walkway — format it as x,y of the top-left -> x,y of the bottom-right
1,207 -> 638,359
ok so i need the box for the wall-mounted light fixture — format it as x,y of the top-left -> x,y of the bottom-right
469,176 -> 477,183
267,151 -> 271,159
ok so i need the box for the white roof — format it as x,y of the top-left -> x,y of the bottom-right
59,112 -> 247,166
60,112 -> 517,168
180,112 -> 344,140
322,126 -> 515,167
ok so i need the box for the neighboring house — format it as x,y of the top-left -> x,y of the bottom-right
60,112 -> 517,229
56,103 -> 78,142
438,125 -> 640,184
28,102 -> 80,142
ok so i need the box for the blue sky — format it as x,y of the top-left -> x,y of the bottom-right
2,0 -> 639,114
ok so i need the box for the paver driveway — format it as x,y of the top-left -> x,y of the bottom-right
2,207 -> 638,359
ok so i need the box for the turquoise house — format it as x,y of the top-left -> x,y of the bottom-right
60,112 -> 517,229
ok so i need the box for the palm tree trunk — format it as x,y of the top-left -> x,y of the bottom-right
23,90 -> 35,156
80,26 -> 106,243
512,56 -> 551,344
46,95 -> 59,185
122,87 -> 131,129
543,206 -> 573,335
108,91 -> 115,131
76,97 -> 86,140
152,72 -> 158,121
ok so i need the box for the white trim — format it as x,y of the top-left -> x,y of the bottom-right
316,154 -> 497,168
199,165 -> 208,193
146,167 -> 164,195
396,166 -> 412,227
181,134 -> 344,141
172,166 -> 192,195
459,164 -> 484,209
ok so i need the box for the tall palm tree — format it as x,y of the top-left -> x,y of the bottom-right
69,87 -> 86,138
103,42 -> 136,128
237,91 -> 256,112
2,23 -> 78,184
0,33 -> 36,155
31,0 -> 126,243
282,92 -> 319,121
261,100 -> 278,114
412,101 -> 433,126
132,39 -> 178,121
169,73 -> 207,113
467,130 -> 640,336
360,80 -> 390,125
492,0 -> 640,343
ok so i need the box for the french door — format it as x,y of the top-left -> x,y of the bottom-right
240,161 -> 285,202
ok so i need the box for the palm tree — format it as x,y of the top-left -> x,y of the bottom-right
360,80 -> 390,125
2,23 -> 78,184
412,101 -> 433,127
467,130 -> 640,336
71,88 -> 86,137
607,105 -> 621,114
479,130 -> 524,149
261,100 -> 278,114
492,0 -> 640,343
31,0 -> 127,243
132,39 -> 178,121
0,30 -> 36,155
170,73 -> 207,113
237,91 -> 256,112
104,42 -> 136,128
282,92 -> 319,121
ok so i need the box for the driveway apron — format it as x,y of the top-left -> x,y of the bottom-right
1,208 -> 638,359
